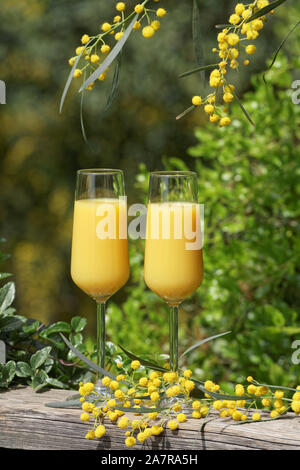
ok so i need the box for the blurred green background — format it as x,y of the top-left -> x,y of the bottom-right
0,0 -> 300,385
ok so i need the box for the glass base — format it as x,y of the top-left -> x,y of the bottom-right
93,381 -> 107,396
160,396 -> 180,409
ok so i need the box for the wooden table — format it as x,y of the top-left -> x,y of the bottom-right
0,387 -> 299,450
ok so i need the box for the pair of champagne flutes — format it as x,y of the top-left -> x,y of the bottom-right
71,169 -> 204,393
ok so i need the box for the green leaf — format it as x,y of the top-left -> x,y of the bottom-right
245,0 -> 289,23
40,321 -> 72,337
46,377 -> 68,389
0,273 -> 12,280
59,37 -> 94,113
176,105 -> 195,121
115,405 -> 166,413
32,369 -> 48,390
0,315 -> 26,332
22,320 -> 40,335
16,361 -> 33,378
263,20 -> 300,84
255,382 -> 298,392
0,282 -> 15,314
179,331 -> 231,360
79,15 -> 138,92
0,253 -> 10,264
5,361 -> 16,383
192,0 -> 204,81
71,316 -> 87,333
215,24 -> 232,29
80,87 -> 89,145
233,90 -> 255,127
66,393 -> 81,401
179,63 -> 219,79
118,344 -> 168,373
60,334 -> 126,382
105,53 -> 122,111
30,346 -> 52,370
44,399 -> 82,408
193,379 -> 252,401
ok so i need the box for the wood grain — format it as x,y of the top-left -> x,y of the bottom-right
0,387 -> 299,450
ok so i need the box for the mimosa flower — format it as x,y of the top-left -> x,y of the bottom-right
131,360 -> 141,370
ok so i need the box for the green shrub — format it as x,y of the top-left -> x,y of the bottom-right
107,53 -> 300,386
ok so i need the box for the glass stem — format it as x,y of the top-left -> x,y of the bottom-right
96,301 -> 106,382
169,304 -> 179,372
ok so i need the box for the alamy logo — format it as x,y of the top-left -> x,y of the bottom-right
291,80 -> 300,105
0,80 -> 6,104
291,340 -> 300,365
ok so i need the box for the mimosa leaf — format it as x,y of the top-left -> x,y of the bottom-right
79,15 -> 137,93
179,63 -> 219,79
60,334 -> 129,384
245,0 -> 289,23
263,20 -> 300,84
192,0 -> 205,82
66,393 -> 81,401
254,382 -> 299,392
118,344 -> 169,373
80,86 -> 89,146
179,331 -> 231,360
215,24 -> 232,29
45,399 -> 82,409
176,105 -> 195,120
59,38 -> 94,113
232,90 -> 255,127
193,379 -> 252,401
105,53 -> 122,111
115,405 -> 166,413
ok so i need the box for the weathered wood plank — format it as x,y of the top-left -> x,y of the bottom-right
0,387 -> 299,450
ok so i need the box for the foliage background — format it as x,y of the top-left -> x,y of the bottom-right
0,0 -> 300,387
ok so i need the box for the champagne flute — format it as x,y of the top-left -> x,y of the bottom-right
144,171 -> 203,373
71,169 -> 129,392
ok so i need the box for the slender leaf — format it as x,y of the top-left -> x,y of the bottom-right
105,53 -> 122,111
255,382 -> 298,392
179,63 -> 219,79
263,20 -> 300,84
127,391 -> 166,401
60,334 -> 128,384
233,90 -> 255,127
59,38 -> 94,113
79,15 -> 138,92
245,0 -> 289,23
193,379 -> 252,401
176,105 -> 195,121
66,393 -> 81,401
115,405 -> 166,413
118,344 -> 168,373
179,331 -> 231,360
215,24 -> 232,29
45,399 -> 82,408
192,0 -> 204,82
80,76 -> 89,145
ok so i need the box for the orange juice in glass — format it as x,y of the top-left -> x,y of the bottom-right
144,172 -> 203,372
70,169 -> 129,392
